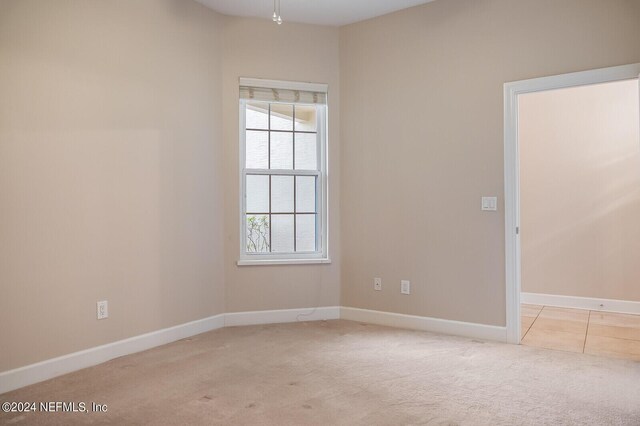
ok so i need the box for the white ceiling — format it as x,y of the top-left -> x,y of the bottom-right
194,0 -> 436,27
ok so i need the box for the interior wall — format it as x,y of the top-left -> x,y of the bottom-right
339,0 -> 640,326
221,18 -> 341,312
2,0 -> 639,376
520,79 -> 640,302
0,0 -> 225,372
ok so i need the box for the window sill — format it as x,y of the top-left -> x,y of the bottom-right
237,258 -> 331,266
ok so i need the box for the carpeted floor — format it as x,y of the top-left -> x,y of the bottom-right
1,320 -> 639,425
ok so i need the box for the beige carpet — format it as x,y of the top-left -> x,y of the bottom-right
1,320 -> 639,425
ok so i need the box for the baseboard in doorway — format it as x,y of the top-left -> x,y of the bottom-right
340,307 -> 507,343
521,292 -> 640,315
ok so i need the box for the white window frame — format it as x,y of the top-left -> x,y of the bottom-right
237,79 -> 330,266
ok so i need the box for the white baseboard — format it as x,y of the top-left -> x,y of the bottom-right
1,305 -> 504,395
224,306 -> 340,327
340,307 -> 507,343
0,314 -> 225,395
522,292 -> 640,315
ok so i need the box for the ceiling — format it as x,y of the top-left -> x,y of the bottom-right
194,0 -> 436,27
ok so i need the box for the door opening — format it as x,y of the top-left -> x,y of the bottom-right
503,63 -> 640,346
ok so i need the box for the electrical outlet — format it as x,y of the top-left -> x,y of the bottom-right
374,277 -> 382,291
97,300 -> 108,320
401,280 -> 411,295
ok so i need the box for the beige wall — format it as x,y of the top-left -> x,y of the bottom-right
0,2 -> 341,372
221,18 -> 341,312
520,80 -> 640,301
2,0 -> 640,374
0,0 -> 226,372
339,0 -> 640,326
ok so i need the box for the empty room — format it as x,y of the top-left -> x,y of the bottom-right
1,0 -> 639,425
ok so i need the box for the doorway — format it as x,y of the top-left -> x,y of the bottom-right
503,64 -> 640,353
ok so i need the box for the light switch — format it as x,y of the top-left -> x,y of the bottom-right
481,197 -> 497,211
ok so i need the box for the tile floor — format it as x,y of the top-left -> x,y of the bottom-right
521,304 -> 640,361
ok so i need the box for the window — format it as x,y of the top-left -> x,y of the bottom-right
238,79 -> 329,265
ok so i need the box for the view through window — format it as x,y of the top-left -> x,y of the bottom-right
240,95 -> 327,261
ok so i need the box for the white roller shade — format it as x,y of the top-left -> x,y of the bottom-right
239,78 -> 327,105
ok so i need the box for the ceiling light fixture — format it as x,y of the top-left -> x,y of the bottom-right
272,0 -> 282,25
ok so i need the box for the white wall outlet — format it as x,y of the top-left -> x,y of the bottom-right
481,196 -> 498,211
97,300 -> 108,320
374,277 -> 382,291
401,280 -> 411,295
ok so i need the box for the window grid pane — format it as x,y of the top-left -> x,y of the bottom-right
246,175 -> 269,213
295,105 -> 317,132
245,130 -> 269,169
270,132 -> 293,169
245,101 -> 321,255
295,176 -> 316,213
271,175 -> 294,213
294,133 -> 317,170
270,104 -> 294,131
296,214 -> 317,252
246,102 -> 269,129
271,214 -> 294,252
246,214 -> 270,253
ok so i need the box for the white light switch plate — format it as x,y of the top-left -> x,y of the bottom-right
401,280 -> 410,295
481,196 -> 498,211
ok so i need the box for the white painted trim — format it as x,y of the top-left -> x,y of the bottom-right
239,77 -> 328,93
522,293 -> 640,315
0,314 -> 225,395
504,79 -> 521,344
503,63 -> 640,345
238,96 -> 329,264
237,258 -> 331,266
0,306 -> 506,394
340,307 -> 507,343
1,305 -> 511,394
0,308 -> 340,395
224,306 -> 340,327
245,168 -> 320,176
